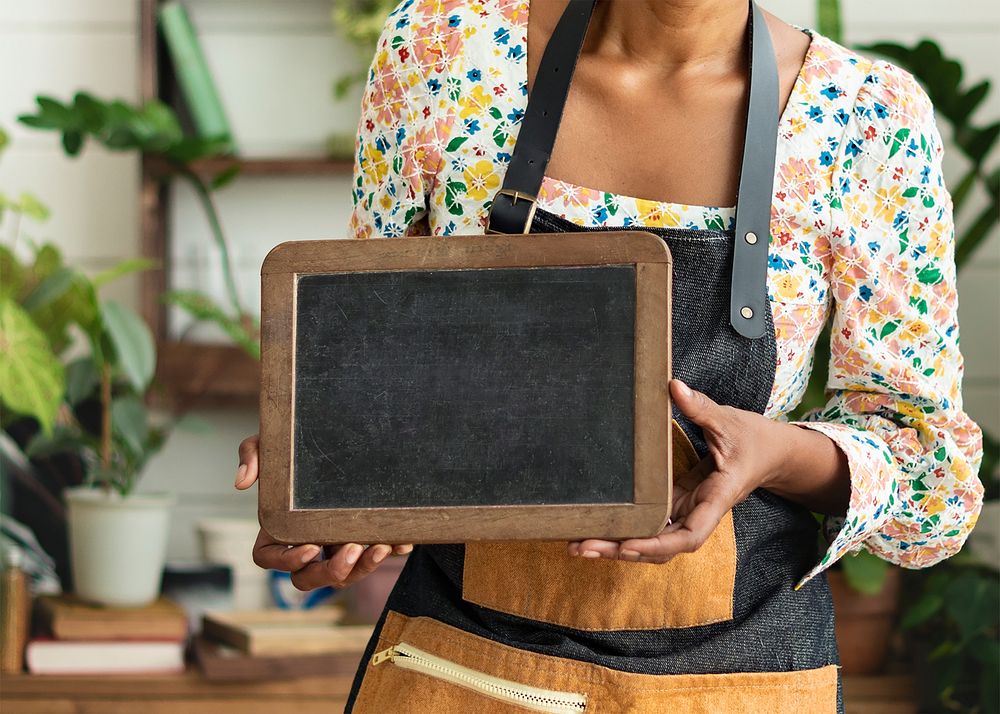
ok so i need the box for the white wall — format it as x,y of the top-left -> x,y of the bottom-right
1,0 -> 997,563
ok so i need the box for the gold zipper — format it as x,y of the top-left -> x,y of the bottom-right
372,642 -> 587,712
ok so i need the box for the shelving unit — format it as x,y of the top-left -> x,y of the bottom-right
138,0 -> 353,405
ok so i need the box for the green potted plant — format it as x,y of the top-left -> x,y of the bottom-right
1,126 -> 177,605
1,235 -> 173,606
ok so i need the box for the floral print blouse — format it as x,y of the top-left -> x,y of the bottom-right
348,0 -> 984,585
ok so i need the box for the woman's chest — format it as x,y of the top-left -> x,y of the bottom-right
539,57 -> 750,210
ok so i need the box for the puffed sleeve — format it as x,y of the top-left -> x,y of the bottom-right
349,2 -> 442,239
794,60 -> 984,586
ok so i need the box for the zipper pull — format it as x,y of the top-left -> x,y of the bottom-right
371,646 -> 398,666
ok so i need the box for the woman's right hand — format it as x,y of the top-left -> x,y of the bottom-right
236,435 -> 412,591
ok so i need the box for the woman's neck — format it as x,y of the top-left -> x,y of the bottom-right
587,0 -> 749,74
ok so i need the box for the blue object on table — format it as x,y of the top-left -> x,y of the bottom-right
267,570 -> 336,609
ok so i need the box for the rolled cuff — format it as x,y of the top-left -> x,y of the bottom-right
789,421 -> 899,588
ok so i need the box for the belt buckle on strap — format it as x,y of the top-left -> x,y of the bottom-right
486,189 -> 538,235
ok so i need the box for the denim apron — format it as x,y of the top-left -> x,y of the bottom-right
347,2 -> 840,711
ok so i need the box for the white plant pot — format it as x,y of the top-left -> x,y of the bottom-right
66,487 -> 174,607
197,518 -> 270,610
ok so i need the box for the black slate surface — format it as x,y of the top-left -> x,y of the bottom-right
293,266 -> 636,509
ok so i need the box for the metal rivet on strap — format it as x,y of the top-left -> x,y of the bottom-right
740,306 -> 754,319
744,231 -> 758,245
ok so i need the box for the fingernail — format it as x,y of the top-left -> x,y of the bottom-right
581,550 -> 600,559
345,544 -> 364,565
372,545 -> 391,564
235,463 -> 248,486
300,545 -> 320,564
675,380 -> 693,398
620,549 -> 641,560
394,544 -> 413,555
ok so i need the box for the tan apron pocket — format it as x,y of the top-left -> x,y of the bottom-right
463,423 -> 737,630
352,612 -> 838,713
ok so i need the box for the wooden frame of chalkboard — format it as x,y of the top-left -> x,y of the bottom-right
258,232 -> 672,543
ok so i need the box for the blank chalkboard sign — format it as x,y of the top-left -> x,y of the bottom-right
258,232 -> 672,544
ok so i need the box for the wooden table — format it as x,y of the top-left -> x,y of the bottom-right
2,670 -> 915,713
1,671 -> 354,714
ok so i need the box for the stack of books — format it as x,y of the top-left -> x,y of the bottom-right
26,596 -> 187,675
194,608 -> 373,681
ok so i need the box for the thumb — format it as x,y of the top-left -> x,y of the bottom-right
670,379 -> 724,432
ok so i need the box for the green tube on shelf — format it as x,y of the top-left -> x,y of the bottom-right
158,1 -> 235,153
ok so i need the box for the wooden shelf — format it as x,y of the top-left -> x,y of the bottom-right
144,155 -> 354,179
138,0 -> 353,407
155,341 -> 260,406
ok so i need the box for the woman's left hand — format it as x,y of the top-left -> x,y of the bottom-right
568,378 -> 845,564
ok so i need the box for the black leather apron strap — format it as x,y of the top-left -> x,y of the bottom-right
485,0 -> 596,236
730,1 -> 778,339
487,0 -> 779,339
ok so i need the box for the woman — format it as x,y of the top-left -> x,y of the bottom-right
236,0 -> 984,710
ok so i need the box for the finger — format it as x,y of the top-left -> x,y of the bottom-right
670,380 -> 725,433
618,491 -> 730,562
236,435 -> 260,489
253,534 -> 322,572
392,544 -> 414,555
289,546 -> 358,591
339,544 -> 393,587
289,560 -> 345,591
321,543 -> 366,583
290,543 -> 389,591
569,539 -> 621,559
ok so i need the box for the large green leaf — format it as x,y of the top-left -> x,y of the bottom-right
111,395 -> 150,457
0,297 -> 65,432
100,301 -> 156,391
22,267 -> 75,311
0,244 -> 90,353
22,248 -> 101,355
64,357 -> 100,405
